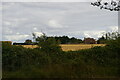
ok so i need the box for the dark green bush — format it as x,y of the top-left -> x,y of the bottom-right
2,32 -> 120,78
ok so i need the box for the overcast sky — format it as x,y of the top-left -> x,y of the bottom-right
2,2 -> 118,42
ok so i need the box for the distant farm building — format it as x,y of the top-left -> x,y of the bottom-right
84,38 -> 96,44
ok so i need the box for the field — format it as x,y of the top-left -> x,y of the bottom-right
18,44 -> 106,51
60,44 -> 106,51
19,45 -> 38,49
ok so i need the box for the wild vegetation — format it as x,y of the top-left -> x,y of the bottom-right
2,32 -> 120,78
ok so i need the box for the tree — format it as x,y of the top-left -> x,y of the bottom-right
34,33 -> 62,53
70,37 -> 83,44
97,36 -> 106,44
32,33 -> 36,42
58,36 -> 70,44
91,0 -> 120,11
97,31 -> 120,44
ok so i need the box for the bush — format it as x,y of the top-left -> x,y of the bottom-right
35,34 -> 62,54
2,32 -> 120,78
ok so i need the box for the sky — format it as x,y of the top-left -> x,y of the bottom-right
1,2 -> 118,42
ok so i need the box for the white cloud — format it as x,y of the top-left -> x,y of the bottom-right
107,26 -> 118,32
16,32 -> 20,35
33,32 -> 43,37
83,26 -> 118,39
4,34 -> 30,41
48,19 -> 63,28
3,21 -> 11,26
84,32 -> 92,38
83,31 -> 106,39
3,27 -> 13,34
33,27 -> 37,31
3,17 -> 28,28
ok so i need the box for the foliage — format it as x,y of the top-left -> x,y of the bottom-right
97,31 -> 120,44
2,32 -> 120,78
54,36 -> 83,44
35,33 -> 62,53
97,36 -> 107,44
35,35 -> 83,44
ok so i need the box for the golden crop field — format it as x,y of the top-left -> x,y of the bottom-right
15,45 -> 38,49
19,44 -> 106,51
60,44 -> 106,51
21,45 -> 38,49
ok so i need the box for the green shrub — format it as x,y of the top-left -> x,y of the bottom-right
2,32 -> 120,78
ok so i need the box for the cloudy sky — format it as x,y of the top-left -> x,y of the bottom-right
2,2 -> 118,42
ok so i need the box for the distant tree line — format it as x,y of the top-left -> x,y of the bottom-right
48,36 -> 83,44
24,31 -> 120,44
25,35 -> 83,44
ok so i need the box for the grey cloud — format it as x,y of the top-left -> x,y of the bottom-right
2,2 -> 118,42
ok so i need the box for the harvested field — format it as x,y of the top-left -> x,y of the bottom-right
60,44 -> 106,51
20,45 -> 38,49
18,44 -> 106,51
14,45 -> 39,49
